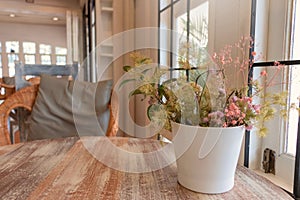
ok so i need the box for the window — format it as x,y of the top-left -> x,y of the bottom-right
286,0 -> 300,156
23,42 -> 36,64
159,0 -> 209,80
0,41 -> 68,76
6,41 -> 19,76
40,44 -> 52,64
55,47 -> 67,65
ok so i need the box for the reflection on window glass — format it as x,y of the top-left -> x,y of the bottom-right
6,41 -> 19,53
23,42 -> 36,54
286,0 -> 300,156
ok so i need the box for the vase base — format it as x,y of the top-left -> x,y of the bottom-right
177,176 -> 234,194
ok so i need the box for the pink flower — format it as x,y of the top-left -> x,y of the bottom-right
236,110 -> 241,115
231,120 -> 237,125
203,117 -> 209,123
253,104 -> 261,113
260,70 -> 267,76
246,125 -> 253,131
216,111 -> 224,117
218,88 -> 226,95
232,96 -> 238,102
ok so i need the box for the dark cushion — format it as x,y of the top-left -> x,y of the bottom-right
27,74 -> 113,141
2,76 -> 15,85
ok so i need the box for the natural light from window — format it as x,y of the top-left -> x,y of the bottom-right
40,44 -> 52,64
6,41 -> 19,76
23,42 -> 36,64
286,0 -> 300,156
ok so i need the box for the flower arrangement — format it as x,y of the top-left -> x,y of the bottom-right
122,37 -> 289,136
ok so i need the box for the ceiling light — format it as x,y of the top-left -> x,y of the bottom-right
9,14 -> 15,17
52,17 -> 59,21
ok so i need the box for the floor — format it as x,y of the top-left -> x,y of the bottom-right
254,169 -> 293,194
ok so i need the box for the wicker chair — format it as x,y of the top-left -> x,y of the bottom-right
0,77 -> 15,101
0,84 -> 118,146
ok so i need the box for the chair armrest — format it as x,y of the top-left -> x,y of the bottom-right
106,104 -> 118,136
0,85 -> 38,145
0,82 -> 15,100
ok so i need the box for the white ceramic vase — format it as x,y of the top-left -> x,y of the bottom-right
172,122 -> 245,194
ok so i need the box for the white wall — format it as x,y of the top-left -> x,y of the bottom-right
0,22 -> 66,47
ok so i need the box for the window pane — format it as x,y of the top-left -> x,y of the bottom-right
41,55 -> 51,64
40,44 -> 51,54
24,55 -> 35,64
160,8 -> 171,68
7,54 -> 19,67
56,55 -> 66,65
7,53 -> 18,76
55,47 -> 67,55
6,41 -> 19,53
286,0 -> 300,156
160,0 -> 171,10
23,42 -> 36,54
189,1 -> 209,48
9,66 -> 15,77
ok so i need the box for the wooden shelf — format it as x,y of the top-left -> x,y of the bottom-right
100,53 -> 113,58
101,43 -> 113,47
101,7 -> 113,12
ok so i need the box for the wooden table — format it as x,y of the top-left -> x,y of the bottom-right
0,136 -> 293,199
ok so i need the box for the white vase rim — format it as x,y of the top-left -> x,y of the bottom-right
171,121 -> 245,130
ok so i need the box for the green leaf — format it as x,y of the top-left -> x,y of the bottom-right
147,104 -> 154,120
118,78 -> 136,89
140,67 -> 152,75
195,70 -> 208,88
139,58 -> 151,64
129,89 -> 145,97
123,65 -> 132,72
162,78 -> 178,85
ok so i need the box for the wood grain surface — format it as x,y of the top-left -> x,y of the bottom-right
0,136 -> 293,200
